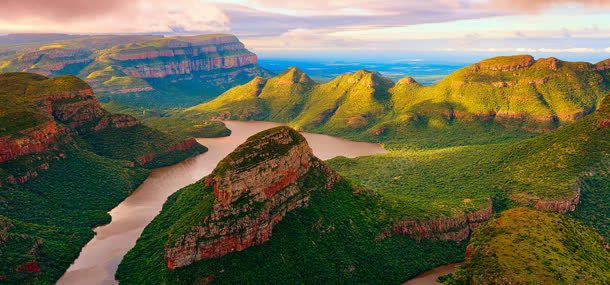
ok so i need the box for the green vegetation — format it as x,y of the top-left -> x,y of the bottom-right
446,208 -> 610,284
185,56 -> 608,148
117,174 -> 466,284
102,101 -> 231,138
0,72 -> 207,283
329,95 -> 609,220
0,34 -> 272,108
81,124 -> 206,166
0,147 -> 149,284
212,127 -> 305,176
119,92 -> 608,284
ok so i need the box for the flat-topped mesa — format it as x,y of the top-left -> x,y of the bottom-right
164,127 -> 341,269
477,55 -> 536,71
107,35 -> 259,78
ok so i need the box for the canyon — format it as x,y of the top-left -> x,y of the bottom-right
0,34 -> 272,107
58,120 -> 385,284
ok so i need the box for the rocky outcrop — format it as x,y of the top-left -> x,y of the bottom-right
119,54 -> 258,78
478,55 -> 535,71
109,36 -> 259,78
511,185 -> 581,213
164,127 -> 340,269
0,121 -> 67,164
378,200 -> 493,242
134,138 -> 198,166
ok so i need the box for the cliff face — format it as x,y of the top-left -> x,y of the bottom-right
378,200 -> 494,242
164,127 -> 340,269
0,34 -> 271,107
1,73 -> 204,185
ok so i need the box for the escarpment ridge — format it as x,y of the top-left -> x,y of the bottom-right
0,34 -> 272,107
0,73 -> 204,185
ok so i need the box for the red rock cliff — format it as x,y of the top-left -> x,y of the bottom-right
164,127 -> 340,269
378,200 -> 494,242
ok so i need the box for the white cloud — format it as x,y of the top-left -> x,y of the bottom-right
605,47 -> 610,53
0,0 -> 229,34
436,47 -> 601,53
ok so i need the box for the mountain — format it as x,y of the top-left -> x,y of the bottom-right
0,34 -> 272,107
117,127 -> 467,284
446,208 -> 609,284
186,55 -> 609,147
116,95 -> 608,283
0,72 -> 206,283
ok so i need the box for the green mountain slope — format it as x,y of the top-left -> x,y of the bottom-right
0,72 -> 206,283
446,208 -> 609,284
185,55 -> 609,148
118,98 -> 607,283
117,127 -> 466,284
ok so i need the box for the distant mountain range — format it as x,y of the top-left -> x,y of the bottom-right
0,34 -> 272,107
182,55 -> 609,146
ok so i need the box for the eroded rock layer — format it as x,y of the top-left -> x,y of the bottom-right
164,127 -> 340,269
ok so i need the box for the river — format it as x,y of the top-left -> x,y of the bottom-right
57,121 -> 386,285
403,263 -> 463,285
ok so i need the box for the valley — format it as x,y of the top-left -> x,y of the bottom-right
58,121 -> 385,284
0,33 -> 608,285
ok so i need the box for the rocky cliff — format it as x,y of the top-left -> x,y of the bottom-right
449,208 -> 610,284
0,73 -> 204,185
0,34 -> 271,107
377,200 -> 494,242
164,127 -> 340,269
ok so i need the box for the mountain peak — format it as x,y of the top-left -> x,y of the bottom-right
478,55 -> 535,71
165,126 -> 340,268
276,66 -> 314,85
340,69 -> 393,88
595,58 -> 610,71
396,76 -> 420,85
212,126 -> 307,176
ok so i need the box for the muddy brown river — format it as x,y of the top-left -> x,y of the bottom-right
57,121 -> 386,284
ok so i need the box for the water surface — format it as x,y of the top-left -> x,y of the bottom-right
58,121 -> 385,285
403,263 -> 462,285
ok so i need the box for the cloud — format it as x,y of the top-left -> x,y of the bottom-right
605,47 -> 610,53
0,0 -> 229,34
488,0 -> 610,12
437,46 -> 600,53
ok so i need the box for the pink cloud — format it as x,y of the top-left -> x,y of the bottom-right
488,0 -> 610,12
2,0 -> 129,21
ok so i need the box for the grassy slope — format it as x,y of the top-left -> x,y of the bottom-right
329,95 -> 609,220
446,208 -> 609,284
102,101 -> 231,138
185,56 -> 608,148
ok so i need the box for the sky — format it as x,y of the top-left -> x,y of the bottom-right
1,0 -> 610,62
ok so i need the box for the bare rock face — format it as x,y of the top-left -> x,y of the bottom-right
108,35 -> 260,79
377,200 -> 494,242
511,187 -> 582,213
164,127 -> 340,269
